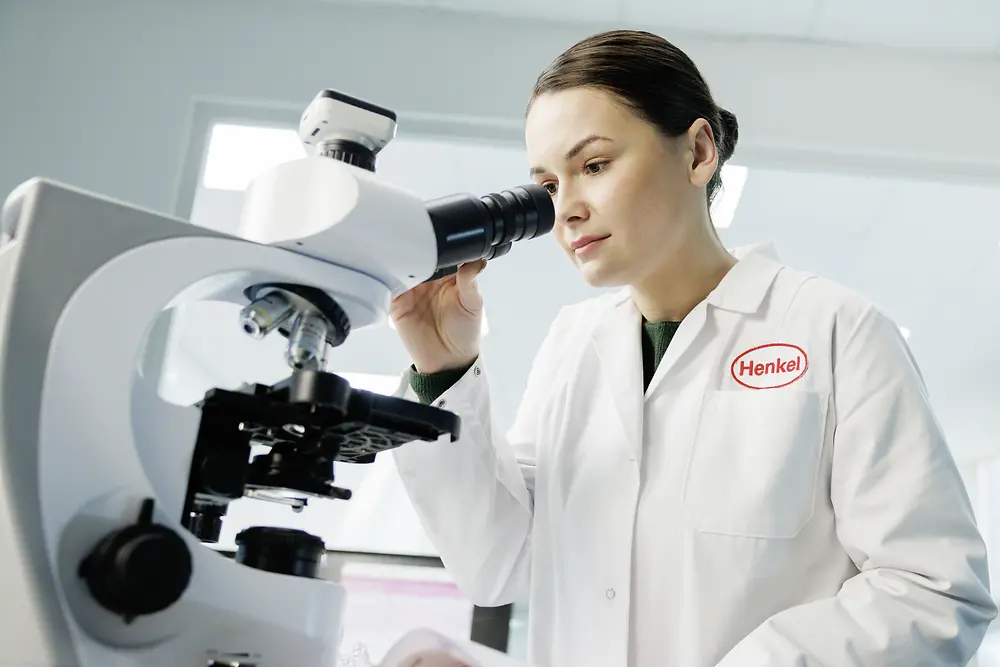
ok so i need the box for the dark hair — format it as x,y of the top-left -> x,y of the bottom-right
528,30 -> 739,207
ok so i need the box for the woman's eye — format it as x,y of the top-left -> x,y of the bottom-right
585,161 -> 607,174
543,182 -> 558,195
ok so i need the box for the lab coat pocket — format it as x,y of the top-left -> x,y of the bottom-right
684,388 -> 829,539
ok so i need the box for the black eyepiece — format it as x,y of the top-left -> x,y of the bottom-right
425,184 -> 554,280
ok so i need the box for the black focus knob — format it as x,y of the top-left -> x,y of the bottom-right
79,498 -> 192,619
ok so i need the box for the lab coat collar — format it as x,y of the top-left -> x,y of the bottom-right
606,241 -> 783,316
704,242 -> 783,314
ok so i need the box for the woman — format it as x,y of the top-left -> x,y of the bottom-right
389,30 -> 996,667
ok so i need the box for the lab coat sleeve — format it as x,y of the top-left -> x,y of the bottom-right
391,311 -> 566,608
715,304 -> 998,667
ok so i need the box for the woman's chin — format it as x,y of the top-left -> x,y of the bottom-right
578,261 -> 626,289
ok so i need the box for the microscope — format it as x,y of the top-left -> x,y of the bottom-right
0,89 -> 554,667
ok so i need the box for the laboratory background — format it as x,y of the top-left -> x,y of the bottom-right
2,0 -> 1000,664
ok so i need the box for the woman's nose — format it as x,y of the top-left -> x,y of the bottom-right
555,190 -> 589,226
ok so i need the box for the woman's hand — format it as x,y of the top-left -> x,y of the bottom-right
390,260 -> 487,374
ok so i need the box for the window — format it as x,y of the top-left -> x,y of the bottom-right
191,122 -> 747,231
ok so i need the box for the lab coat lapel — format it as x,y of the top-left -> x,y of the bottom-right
643,301 -> 708,398
591,292 -> 644,459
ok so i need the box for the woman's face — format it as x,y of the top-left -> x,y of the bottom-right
525,86 -> 715,288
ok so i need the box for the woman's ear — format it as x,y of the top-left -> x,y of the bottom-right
686,118 -> 719,189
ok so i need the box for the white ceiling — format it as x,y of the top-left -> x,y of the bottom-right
345,0 -> 1000,55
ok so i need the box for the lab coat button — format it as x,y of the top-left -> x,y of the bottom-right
606,588 -> 616,600
474,365 -> 481,376
437,399 -> 446,408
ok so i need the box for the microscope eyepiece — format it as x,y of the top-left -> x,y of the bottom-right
425,183 -> 554,280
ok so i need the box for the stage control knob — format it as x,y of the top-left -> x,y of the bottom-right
78,498 -> 192,619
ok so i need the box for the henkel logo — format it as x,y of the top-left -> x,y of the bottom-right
730,343 -> 808,390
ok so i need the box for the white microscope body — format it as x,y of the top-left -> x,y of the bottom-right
0,89 -> 553,667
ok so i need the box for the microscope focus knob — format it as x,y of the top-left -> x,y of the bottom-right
79,498 -> 193,619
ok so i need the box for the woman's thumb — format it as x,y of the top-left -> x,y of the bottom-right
455,260 -> 486,310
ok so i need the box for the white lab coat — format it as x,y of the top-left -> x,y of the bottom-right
391,243 -> 997,667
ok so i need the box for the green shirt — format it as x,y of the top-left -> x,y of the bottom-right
640,320 -> 681,390
410,319 -> 681,405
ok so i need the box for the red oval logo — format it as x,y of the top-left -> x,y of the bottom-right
730,343 -> 808,390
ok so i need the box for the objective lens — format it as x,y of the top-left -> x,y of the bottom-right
286,311 -> 329,371
240,293 -> 294,339
426,183 -> 554,273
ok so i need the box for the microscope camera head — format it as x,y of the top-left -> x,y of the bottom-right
298,89 -> 397,171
